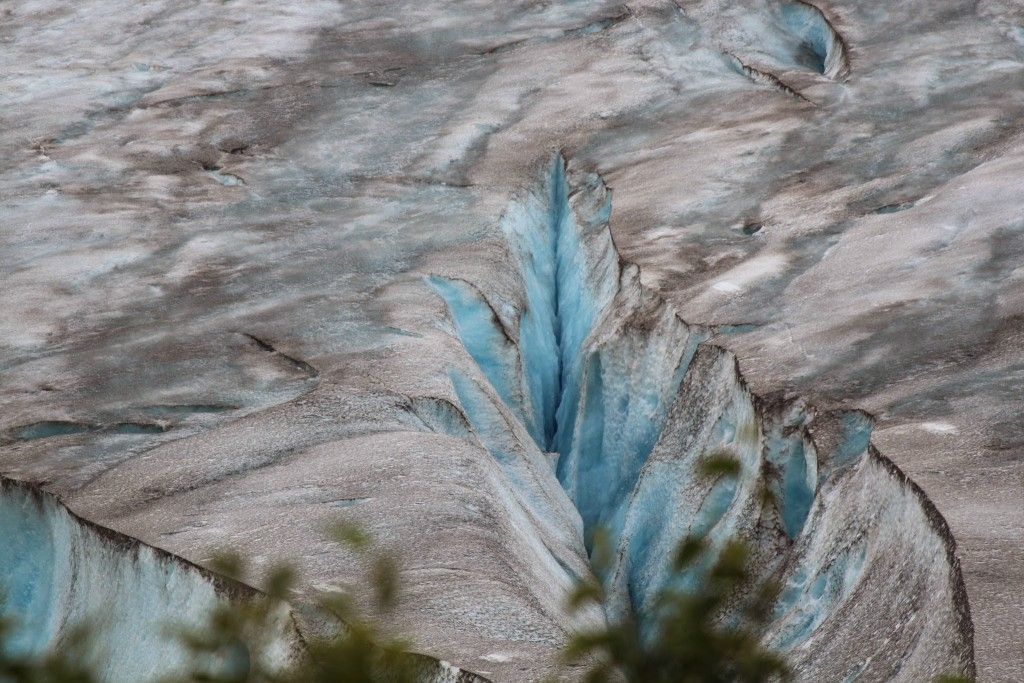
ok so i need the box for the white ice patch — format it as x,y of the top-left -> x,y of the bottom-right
712,253 -> 788,295
712,280 -> 743,293
207,169 -> 245,186
919,421 -> 959,435
480,653 -> 512,663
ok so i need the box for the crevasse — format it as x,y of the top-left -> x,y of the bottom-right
430,154 -> 974,681
433,157 -> 683,545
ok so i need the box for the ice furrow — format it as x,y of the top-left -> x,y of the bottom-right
781,0 -> 849,80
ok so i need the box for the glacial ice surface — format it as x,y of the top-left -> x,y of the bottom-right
4,0 -> 1019,676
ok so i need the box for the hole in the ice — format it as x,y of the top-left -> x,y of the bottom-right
780,3 -> 830,73
774,1 -> 848,80
106,422 -> 170,435
8,421 -> 92,441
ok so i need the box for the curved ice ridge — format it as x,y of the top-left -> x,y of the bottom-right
429,155 -> 973,681
779,0 -> 849,80
0,477 -> 486,682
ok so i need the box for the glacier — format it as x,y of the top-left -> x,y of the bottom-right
0,475 -> 487,682
1,0 -> 1022,680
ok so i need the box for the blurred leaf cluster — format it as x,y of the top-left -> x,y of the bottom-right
559,449 -> 789,683
169,522 -> 418,683
562,533 -> 789,683
0,619 -> 95,683
0,523 -> 416,683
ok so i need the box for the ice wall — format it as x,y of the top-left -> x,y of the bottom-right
0,477 -> 298,682
430,156 -> 974,681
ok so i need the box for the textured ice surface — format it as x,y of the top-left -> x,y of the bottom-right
428,277 -> 523,420
1,0 -> 1022,679
0,477 -> 481,683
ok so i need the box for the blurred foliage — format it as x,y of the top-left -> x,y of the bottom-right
0,618 -> 95,683
0,524 -> 417,683
559,449 -> 789,683
561,534 -> 789,683
555,449 -> 975,683
167,522 -> 418,683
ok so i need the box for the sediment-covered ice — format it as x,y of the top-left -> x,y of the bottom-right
0,476 -> 488,682
2,0 -> 1020,678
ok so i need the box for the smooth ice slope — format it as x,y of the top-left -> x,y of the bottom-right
432,157 -> 974,681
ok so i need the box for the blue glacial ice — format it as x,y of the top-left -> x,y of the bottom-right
427,276 -> 523,423
763,404 -> 817,539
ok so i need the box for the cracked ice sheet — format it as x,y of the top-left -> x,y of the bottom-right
1,0 -> 1023,678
